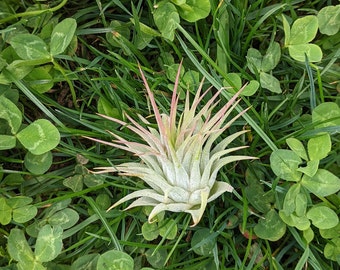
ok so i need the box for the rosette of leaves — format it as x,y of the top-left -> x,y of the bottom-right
88,63 -> 254,226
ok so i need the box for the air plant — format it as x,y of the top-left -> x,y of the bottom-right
89,63 -> 254,226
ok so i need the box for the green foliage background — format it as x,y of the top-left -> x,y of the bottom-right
0,0 -> 339,269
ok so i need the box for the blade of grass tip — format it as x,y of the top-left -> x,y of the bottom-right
153,215 -> 186,258
241,194 -> 249,237
212,3 -> 250,78
63,214 -> 100,239
111,0 -> 133,16
265,240 -> 284,270
52,59 -> 78,109
115,34 -> 150,68
243,3 -> 288,56
288,227 -> 322,269
305,54 -> 316,110
212,1 -> 228,74
294,246 -> 310,270
177,19 -> 263,121
228,237 -> 243,267
319,47 -> 340,79
176,32 -> 278,151
212,244 -> 219,269
175,23 -> 232,86
95,0 -> 104,21
188,230 -> 220,252
34,183 -> 111,207
82,195 -> 122,251
61,235 -> 96,253
4,70 -> 66,128
245,242 -> 262,270
164,215 -> 191,265
310,62 -> 324,103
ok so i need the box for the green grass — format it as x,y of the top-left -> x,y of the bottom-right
0,0 -> 339,269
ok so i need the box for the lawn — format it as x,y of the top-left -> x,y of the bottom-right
0,0 -> 339,269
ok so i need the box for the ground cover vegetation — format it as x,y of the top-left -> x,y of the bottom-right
0,0 -> 339,269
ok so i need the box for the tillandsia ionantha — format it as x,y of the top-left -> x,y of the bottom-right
88,63 -> 254,226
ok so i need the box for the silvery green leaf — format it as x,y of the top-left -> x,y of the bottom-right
91,63 -> 254,226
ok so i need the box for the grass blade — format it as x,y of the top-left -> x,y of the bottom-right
82,195 -> 122,251
176,27 -> 277,151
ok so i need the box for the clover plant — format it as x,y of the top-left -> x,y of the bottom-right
0,95 -> 60,174
0,18 -> 77,105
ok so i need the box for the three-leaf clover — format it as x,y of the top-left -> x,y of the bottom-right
282,15 -> 323,62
